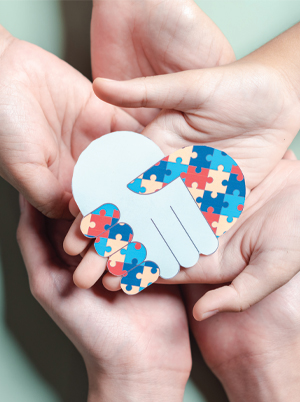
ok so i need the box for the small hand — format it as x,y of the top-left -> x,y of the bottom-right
0,26 -> 141,218
17,198 -> 191,401
91,0 -> 235,125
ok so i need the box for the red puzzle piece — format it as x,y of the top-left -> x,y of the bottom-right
180,166 -> 213,189
231,165 -> 244,181
201,206 -> 220,234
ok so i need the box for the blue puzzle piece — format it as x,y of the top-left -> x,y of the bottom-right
144,261 -> 159,278
122,259 -> 140,274
190,146 -> 214,172
223,173 -> 246,197
121,264 -> 143,288
164,158 -> 188,183
206,149 -> 237,173
128,178 -> 146,194
221,190 -> 245,220
120,242 -> 147,265
197,191 -> 225,214
142,160 -> 170,182
107,223 -> 133,242
92,203 -> 120,217
94,237 -> 111,256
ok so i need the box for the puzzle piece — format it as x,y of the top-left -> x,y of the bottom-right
121,242 -> 147,265
107,222 -> 134,242
167,147 -> 198,165
120,261 -> 160,295
186,183 -> 204,207
107,242 -> 147,276
189,145 -> 214,172
142,159 -> 171,182
225,173 -> 246,197
94,236 -> 112,256
141,175 -> 164,193
205,165 -> 230,197
128,178 -> 146,194
197,191 -> 225,214
164,157 -> 189,183
221,190 -> 245,221
181,165 -> 213,190
105,235 -> 131,257
201,206 -> 220,235
212,215 -> 237,237
231,165 -> 244,181
80,203 -> 120,238
94,223 -> 133,257
206,149 -> 237,173
107,261 -> 127,276
136,261 -> 160,288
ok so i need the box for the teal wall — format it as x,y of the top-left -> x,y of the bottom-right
0,1 -> 299,401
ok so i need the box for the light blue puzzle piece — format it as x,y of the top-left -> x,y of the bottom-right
94,237 -> 111,256
120,242 -> 147,265
206,149 -> 237,173
128,178 -> 146,194
164,158 -> 189,184
221,190 -> 244,220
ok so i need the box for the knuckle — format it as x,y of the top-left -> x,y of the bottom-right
28,273 -> 45,302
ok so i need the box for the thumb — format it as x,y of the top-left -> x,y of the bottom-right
192,249 -> 299,321
93,69 -> 214,111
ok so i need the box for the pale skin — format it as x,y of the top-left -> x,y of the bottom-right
17,198 -> 191,402
91,0 -> 235,125
3,4 -> 236,401
0,25 -> 142,219
64,23 -> 300,323
184,277 -> 300,402
12,2 -> 299,402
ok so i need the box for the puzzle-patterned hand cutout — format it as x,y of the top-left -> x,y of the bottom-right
72,132 -> 246,295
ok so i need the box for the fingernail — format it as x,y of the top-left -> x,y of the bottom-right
19,194 -> 25,212
201,309 -> 219,321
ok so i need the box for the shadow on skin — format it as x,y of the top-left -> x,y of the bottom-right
0,178 -> 88,401
60,0 -> 93,81
189,332 -> 229,402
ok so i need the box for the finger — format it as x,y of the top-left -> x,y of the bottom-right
63,213 -> 90,256
17,196 -> 67,301
93,70 -> 211,111
12,164 -> 73,219
283,149 -> 297,160
73,243 -> 107,289
102,272 -> 122,292
69,197 -> 80,217
193,252 -> 299,321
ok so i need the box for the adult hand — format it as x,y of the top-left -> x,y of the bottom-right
17,197 -> 191,401
0,26 -> 142,219
184,271 -> 300,401
93,51 -> 300,190
91,0 -> 235,125
94,66 -> 300,318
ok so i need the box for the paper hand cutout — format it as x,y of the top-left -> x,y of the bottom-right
72,131 -> 245,295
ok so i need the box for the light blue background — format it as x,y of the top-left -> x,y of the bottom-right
0,1 -> 299,401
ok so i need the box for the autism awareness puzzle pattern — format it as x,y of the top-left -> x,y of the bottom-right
80,145 -> 245,295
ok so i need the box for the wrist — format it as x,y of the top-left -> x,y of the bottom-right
87,366 -> 186,402
241,23 -> 300,103
218,343 -> 300,402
